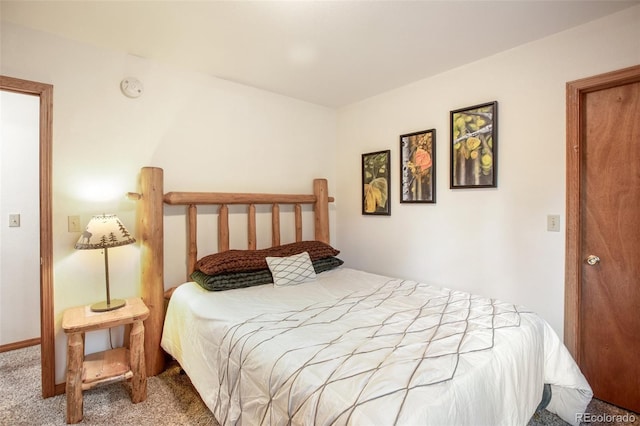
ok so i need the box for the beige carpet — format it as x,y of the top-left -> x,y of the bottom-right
2,345 -> 637,425
1,344 -> 218,425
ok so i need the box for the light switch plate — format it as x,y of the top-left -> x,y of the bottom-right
547,214 -> 560,232
68,215 -> 81,232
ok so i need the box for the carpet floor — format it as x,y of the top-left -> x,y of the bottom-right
1,345 -> 637,425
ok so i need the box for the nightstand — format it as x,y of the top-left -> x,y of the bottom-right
62,297 -> 150,424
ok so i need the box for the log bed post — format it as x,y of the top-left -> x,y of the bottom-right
218,205 -> 230,252
313,179 -> 330,243
187,204 -> 197,277
272,204 -> 281,247
295,204 -> 303,242
139,167 -> 165,376
248,204 -> 257,250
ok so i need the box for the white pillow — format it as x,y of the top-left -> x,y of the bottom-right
266,251 -> 317,287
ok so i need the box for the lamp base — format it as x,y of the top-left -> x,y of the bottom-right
90,299 -> 126,312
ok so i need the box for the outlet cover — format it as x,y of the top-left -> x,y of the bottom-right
9,214 -> 20,227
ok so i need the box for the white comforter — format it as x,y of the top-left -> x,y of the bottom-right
161,268 -> 591,426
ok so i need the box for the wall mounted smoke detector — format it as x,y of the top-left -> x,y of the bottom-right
120,77 -> 144,98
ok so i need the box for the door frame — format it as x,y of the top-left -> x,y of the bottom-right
564,64 -> 640,361
0,75 -> 55,398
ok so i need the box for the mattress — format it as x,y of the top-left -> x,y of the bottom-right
161,267 -> 592,425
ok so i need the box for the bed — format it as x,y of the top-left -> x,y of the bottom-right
132,167 -> 592,426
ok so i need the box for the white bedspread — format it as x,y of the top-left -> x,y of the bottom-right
161,268 -> 592,426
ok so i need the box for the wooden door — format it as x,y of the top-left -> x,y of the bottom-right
565,66 -> 640,413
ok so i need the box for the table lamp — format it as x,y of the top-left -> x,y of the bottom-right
75,214 -> 136,312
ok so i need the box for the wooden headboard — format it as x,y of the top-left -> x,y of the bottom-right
133,167 -> 335,376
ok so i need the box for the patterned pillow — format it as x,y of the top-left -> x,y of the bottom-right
266,251 -> 317,287
196,240 -> 340,275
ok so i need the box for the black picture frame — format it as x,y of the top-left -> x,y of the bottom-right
450,101 -> 498,188
362,150 -> 391,215
400,129 -> 436,203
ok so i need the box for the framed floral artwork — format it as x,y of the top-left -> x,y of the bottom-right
362,150 -> 391,215
400,129 -> 436,203
450,101 -> 498,188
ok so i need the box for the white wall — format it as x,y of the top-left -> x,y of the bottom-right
0,22 -> 336,382
0,90 -> 41,345
335,6 -> 640,338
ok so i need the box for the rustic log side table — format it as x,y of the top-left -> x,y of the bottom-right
62,297 -> 149,424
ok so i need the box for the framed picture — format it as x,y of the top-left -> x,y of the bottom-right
400,129 -> 436,203
362,150 -> 391,215
450,101 -> 498,188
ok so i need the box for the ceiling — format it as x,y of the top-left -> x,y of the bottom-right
2,1 -> 638,107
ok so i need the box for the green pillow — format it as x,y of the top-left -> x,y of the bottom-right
190,269 -> 273,291
312,256 -> 344,273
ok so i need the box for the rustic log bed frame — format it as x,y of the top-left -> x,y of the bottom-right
131,167 -> 335,376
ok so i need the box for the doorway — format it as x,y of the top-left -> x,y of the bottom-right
0,76 -> 54,398
565,65 -> 640,413
0,90 -> 40,349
